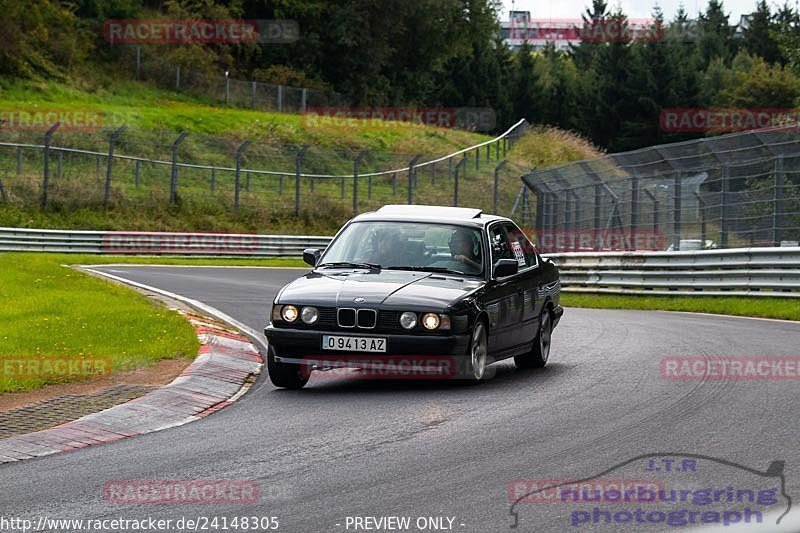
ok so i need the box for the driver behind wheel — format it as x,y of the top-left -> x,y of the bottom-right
449,229 -> 482,272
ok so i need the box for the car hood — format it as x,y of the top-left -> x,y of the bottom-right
277,269 -> 483,309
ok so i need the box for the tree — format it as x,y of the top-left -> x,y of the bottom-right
696,0 -> 736,69
742,0 -> 781,63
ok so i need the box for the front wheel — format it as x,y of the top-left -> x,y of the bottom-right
461,320 -> 489,382
267,348 -> 310,389
515,309 -> 552,369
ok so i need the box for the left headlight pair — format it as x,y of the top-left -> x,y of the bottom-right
272,304 -> 318,324
399,312 -> 450,331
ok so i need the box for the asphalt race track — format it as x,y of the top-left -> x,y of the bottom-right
2,266 -> 800,532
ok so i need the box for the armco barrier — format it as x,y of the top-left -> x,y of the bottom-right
546,247 -> 800,297
2,228 -> 799,297
0,227 -> 332,256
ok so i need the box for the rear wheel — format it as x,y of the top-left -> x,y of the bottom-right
267,348 -> 310,389
515,309 -> 552,369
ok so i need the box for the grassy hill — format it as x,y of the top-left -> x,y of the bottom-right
0,80 -> 600,234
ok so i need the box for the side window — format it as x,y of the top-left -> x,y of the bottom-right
489,224 -> 513,264
506,224 -> 538,269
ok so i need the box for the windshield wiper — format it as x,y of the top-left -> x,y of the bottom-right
386,266 -> 467,275
317,261 -> 381,270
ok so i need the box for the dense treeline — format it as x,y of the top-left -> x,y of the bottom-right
2,0 -> 800,151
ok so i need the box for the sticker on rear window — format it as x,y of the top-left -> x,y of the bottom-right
511,241 -> 525,266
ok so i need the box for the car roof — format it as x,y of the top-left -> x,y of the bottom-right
352,205 -> 510,227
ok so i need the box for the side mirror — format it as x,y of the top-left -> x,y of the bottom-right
303,248 -> 321,267
493,258 -> 519,278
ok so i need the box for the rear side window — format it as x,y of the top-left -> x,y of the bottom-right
506,224 -> 538,269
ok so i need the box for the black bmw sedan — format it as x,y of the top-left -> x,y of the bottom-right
264,205 -> 563,389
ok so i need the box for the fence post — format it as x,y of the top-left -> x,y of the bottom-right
224,72 -> 230,104
277,85 -> 283,112
136,46 -> 141,79
104,125 -> 126,208
210,167 -> 216,193
486,143 -> 491,162
40,122 -> 60,209
301,88 -> 307,113
169,132 -> 188,205
252,81 -> 257,108
496,139 -> 500,160
475,147 -> 480,170
16,147 -> 22,175
176,66 -> 181,89
135,160 -> 141,187
392,173 -> 397,195
0,172 -> 7,203
460,153 -> 467,179
773,155 -> 784,246
570,190 -> 580,231
295,144 -> 309,215
695,191 -> 706,246
454,156 -> 466,207
720,165 -> 729,248
353,149 -> 368,216
234,140 -> 251,209
431,162 -> 436,184
630,177 -> 639,232
493,160 -> 508,214
593,182 -> 602,246
672,172 -> 682,251
407,154 -> 421,204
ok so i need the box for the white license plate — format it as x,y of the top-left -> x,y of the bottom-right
322,335 -> 386,352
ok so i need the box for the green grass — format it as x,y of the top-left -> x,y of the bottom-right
0,253 -> 202,392
561,293 -> 800,321
0,80 -> 600,235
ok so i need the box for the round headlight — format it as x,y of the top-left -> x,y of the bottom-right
281,305 -> 299,322
301,306 -> 319,324
421,312 -> 440,330
399,311 -> 417,329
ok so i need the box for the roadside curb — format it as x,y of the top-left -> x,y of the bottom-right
0,314 -> 262,464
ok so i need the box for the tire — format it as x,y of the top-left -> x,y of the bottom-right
267,348 -> 310,389
461,320 -> 489,382
515,308 -> 552,369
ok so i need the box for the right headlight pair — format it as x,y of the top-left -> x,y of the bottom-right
272,304 -> 319,325
399,312 -> 451,331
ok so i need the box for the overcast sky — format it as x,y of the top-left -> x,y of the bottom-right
501,0 -> 766,22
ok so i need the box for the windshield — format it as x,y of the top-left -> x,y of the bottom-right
319,221 -> 485,276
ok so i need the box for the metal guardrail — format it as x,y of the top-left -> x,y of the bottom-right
0,227 -> 332,256
547,247 -> 800,297
3,227 -> 798,297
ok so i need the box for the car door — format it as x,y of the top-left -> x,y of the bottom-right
484,222 -> 523,354
505,223 -> 544,348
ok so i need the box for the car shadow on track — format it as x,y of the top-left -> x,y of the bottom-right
269,361 -> 571,395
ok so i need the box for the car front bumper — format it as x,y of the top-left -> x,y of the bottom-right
264,324 -> 471,361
